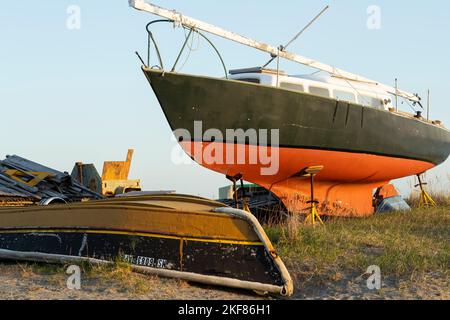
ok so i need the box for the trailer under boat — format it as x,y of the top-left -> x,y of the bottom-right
0,194 -> 293,296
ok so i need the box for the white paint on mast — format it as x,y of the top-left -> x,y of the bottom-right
129,0 -> 419,102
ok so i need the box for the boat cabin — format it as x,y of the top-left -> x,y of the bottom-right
229,67 -> 393,110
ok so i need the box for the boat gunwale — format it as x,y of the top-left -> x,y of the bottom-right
0,203 -> 240,220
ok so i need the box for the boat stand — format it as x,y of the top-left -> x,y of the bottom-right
297,166 -> 324,225
239,180 -> 251,213
226,173 -> 251,212
415,174 -> 436,207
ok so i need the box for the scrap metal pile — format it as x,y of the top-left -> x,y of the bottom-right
0,155 -> 103,206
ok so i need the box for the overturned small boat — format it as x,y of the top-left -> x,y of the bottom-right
0,194 -> 293,296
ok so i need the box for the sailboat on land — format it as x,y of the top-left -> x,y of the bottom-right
130,0 -> 450,216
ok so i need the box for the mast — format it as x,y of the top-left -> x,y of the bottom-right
129,0 -> 419,102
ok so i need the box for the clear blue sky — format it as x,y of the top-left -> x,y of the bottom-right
1,1 -> 449,198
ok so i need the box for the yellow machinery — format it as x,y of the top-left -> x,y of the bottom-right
71,149 -> 142,197
101,149 -> 141,196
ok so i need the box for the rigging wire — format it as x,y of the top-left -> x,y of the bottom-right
333,69 -> 372,106
262,5 -> 330,68
403,98 -> 418,113
177,27 -> 198,72
143,19 -> 227,77
184,26 -> 200,51
308,70 -> 322,76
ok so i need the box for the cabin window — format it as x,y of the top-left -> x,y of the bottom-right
280,82 -> 304,92
370,97 -> 384,109
358,95 -> 384,109
309,86 -> 330,98
237,78 -> 260,84
334,90 -> 356,103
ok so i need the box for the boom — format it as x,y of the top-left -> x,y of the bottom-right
129,0 -> 419,102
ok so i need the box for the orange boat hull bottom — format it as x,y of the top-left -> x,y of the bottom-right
180,142 -> 434,216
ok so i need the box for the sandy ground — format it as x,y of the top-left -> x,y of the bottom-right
0,262 -> 260,300
0,262 -> 447,300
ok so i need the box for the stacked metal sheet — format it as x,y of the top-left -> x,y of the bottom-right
0,155 -> 103,205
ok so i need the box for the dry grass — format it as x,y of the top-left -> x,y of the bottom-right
10,259 -> 157,296
266,206 -> 450,281
407,191 -> 450,208
285,214 -> 302,241
406,175 -> 450,207
79,260 -> 158,295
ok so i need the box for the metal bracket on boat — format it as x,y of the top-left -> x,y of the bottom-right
142,19 -> 228,78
